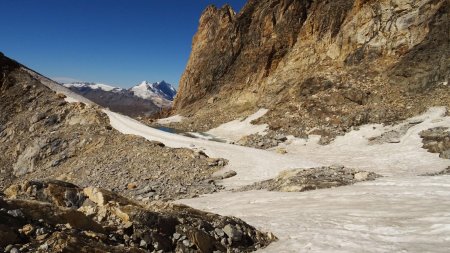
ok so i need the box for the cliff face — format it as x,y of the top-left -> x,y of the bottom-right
174,0 -> 449,138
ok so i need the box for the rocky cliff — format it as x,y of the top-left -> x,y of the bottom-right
174,0 -> 449,139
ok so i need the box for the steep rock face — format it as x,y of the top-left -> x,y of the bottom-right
174,0 -> 449,138
175,1 -> 311,110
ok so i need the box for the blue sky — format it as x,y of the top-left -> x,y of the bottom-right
1,0 -> 246,88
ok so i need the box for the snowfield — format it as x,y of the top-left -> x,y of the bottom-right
34,63 -> 450,252
180,176 -> 450,253
105,107 -> 450,252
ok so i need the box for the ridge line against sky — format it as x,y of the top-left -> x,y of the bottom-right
1,0 -> 246,88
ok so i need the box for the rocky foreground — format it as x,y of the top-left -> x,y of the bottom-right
0,180 -> 274,253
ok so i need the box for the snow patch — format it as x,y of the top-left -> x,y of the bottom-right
206,108 -> 269,142
157,115 -> 185,124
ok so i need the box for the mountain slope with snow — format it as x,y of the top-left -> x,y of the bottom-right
62,81 -> 177,117
63,82 -> 122,92
130,81 -> 176,108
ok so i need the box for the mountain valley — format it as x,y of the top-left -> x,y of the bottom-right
1,0 -> 449,252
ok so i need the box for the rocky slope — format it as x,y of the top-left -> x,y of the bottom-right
1,180 -> 273,252
173,0 -> 449,140
0,52 -> 224,202
63,81 -> 176,117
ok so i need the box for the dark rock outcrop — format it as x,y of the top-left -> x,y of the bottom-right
238,166 -> 381,192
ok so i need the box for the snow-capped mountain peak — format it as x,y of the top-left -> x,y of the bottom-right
130,80 -> 177,101
60,80 -> 176,113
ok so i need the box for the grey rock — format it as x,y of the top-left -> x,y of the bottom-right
5,245 -> 14,252
173,232 -> 181,240
133,186 -> 154,195
274,134 -> 287,142
44,115 -> 58,126
13,138 -> 47,176
139,239 -> 148,248
182,239 -> 191,247
214,228 -> 225,237
30,113 -> 46,124
222,170 -> 237,179
223,224 -> 243,242
10,248 -> 19,253
7,209 -> 24,218
440,149 -> 450,159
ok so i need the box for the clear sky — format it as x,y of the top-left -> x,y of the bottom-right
1,0 -> 246,88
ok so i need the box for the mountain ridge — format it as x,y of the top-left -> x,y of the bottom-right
62,80 -> 177,117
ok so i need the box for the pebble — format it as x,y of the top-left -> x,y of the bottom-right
214,228 -> 225,237
182,239 -> 191,247
7,209 -> 24,218
173,232 -> 181,240
5,245 -> 14,252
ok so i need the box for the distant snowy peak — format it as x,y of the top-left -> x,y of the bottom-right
63,82 -> 123,92
131,80 -> 177,101
61,80 -> 176,110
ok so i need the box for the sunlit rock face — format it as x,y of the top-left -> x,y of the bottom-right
174,0 -> 449,138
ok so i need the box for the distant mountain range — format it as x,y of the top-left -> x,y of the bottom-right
62,81 -> 177,117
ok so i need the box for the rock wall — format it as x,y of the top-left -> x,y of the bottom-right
174,0 -> 449,138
